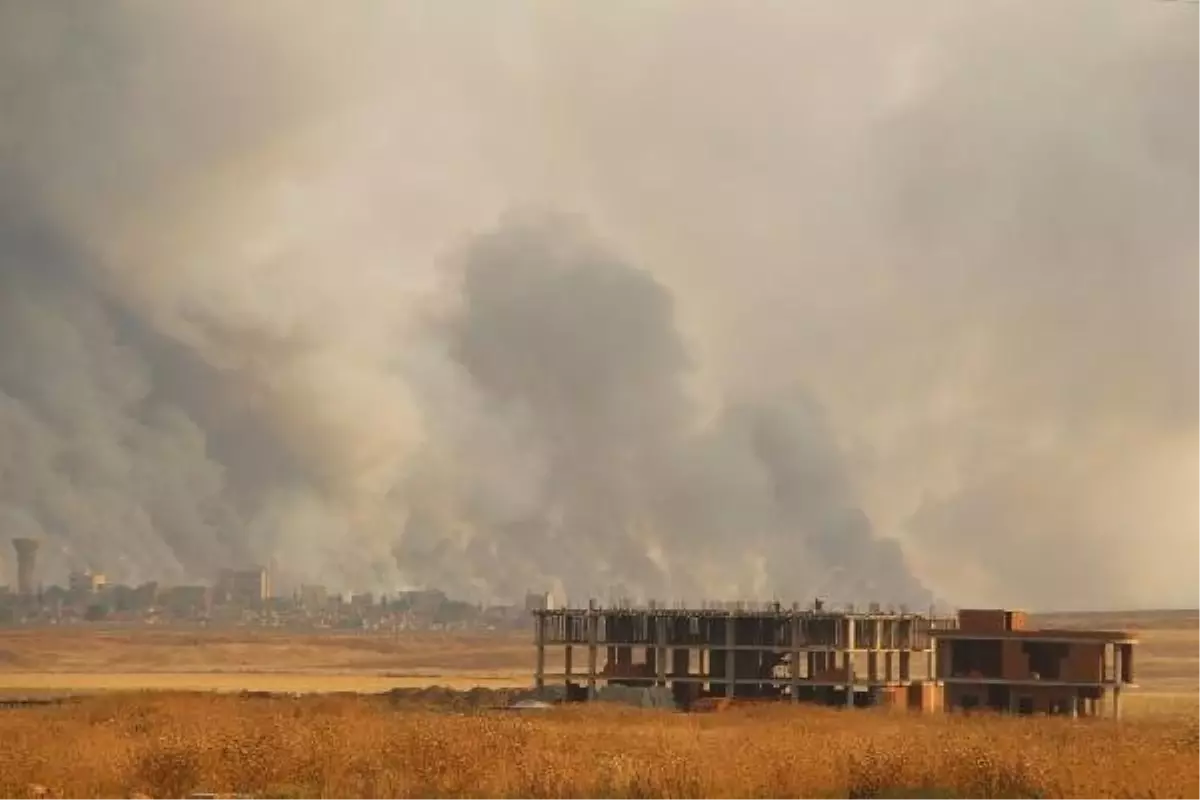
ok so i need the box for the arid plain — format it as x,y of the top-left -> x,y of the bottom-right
0,610 -> 1194,798
0,610 -> 1194,707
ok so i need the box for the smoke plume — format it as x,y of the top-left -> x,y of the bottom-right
0,2 -> 1194,609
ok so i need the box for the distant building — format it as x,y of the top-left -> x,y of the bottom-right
68,571 -> 107,594
298,584 -> 328,610
12,538 -> 39,597
525,590 -> 554,612
163,585 -> 212,617
217,566 -> 270,606
398,588 -> 446,616
133,581 -> 160,609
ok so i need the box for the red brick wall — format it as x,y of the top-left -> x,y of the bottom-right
1063,643 -> 1104,683
958,609 -> 1009,633
1001,640 -> 1029,680
907,681 -> 942,713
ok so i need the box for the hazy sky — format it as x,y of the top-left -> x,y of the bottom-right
0,2 -> 1195,609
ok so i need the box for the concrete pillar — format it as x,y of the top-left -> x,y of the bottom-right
535,612 -> 546,691
845,648 -> 856,709
1112,645 -> 1123,720
790,616 -> 801,703
845,617 -> 856,675
655,616 -> 667,687
937,639 -> 952,680
587,601 -> 598,701
725,616 -> 736,698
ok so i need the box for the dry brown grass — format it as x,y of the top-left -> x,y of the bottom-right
0,693 -> 1194,799
0,627 -> 539,674
0,610 -> 1192,796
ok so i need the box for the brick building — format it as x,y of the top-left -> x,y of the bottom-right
931,609 -> 1136,718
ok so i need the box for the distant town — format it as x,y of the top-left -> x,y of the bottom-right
2,537 -> 545,632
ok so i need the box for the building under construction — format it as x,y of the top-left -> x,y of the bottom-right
932,609 -> 1136,719
533,601 -> 956,710
531,602 -> 1136,716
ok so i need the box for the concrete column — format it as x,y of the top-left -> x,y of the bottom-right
587,601 -> 598,701
655,616 -> 667,687
1112,645 -> 1123,720
845,617 -> 856,675
725,616 -> 736,699
871,622 -> 882,682
845,648 -> 856,709
535,612 -> 546,692
937,639 -> 952,680
790,616 -> 801,703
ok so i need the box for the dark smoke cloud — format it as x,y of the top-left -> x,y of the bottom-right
0,2 -> 1193,608
397,215 -> 930,605
0,214 -> 240,583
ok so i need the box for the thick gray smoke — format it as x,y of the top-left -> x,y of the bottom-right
397,214 -> 928,604
0,2 -> 1194,608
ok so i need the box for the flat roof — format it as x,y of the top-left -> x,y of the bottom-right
932,629 -> 1136,643
533,607 -> 950,620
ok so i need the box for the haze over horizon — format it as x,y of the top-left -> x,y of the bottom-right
0,2 -> 1195,611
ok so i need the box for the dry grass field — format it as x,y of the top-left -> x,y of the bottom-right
0,693 -> 1194,798
0,628 -> 538,694
0,610 -> 1192,797
0,627 -> 536,674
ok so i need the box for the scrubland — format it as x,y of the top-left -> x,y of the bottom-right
0,609 -> 1193,798
0,693 -> 1195,799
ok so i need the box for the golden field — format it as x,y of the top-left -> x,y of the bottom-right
0,609 -> 1192,798
0,628 -> 537,694
0,693 -> 1194,798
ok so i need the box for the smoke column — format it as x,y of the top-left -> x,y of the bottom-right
0,2 -> 1194,608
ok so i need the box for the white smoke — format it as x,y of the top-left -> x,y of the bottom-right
0,2 -> 1194,608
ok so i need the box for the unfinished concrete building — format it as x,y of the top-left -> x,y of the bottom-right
931,609 -> 1136,719
532,601 -> 956,709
